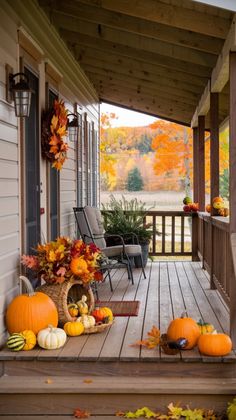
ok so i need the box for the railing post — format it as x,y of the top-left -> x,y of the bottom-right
193,127 -> 199,204
191,213 -> 199,261
229,51 -> 236,345
198,116 -> 205,211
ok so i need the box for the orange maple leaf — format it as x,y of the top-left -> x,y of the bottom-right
73,407 -> 90,418
131,325 -> 160,349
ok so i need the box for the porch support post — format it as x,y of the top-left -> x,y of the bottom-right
209,92 -> 219,289
210,92 -> 219,214
198,116 -> 205,211
193,127 -> 199,203
229,51 -> 236,344
192,127 -> 199,261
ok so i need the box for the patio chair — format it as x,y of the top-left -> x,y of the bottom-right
73,206 -> 146,287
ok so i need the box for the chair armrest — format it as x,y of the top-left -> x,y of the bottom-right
119,232 -> 140,245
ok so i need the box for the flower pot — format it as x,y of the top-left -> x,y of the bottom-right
134,242 -> 149,268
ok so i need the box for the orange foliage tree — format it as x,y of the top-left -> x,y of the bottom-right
100,112 -> 118,190
150,121 -> 193,194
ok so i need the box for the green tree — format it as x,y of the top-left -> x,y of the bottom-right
136,133 -> 152,154
127,167 -> 144,191
220,168 -> 229,200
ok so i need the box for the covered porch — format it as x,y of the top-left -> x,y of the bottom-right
1,0 -> 236,416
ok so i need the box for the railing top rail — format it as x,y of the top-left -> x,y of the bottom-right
145,210 -> 195,216
102,210 -> 194,216
211,216 -> 229,232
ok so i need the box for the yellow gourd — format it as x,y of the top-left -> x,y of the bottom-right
64,321 -> 84,336
21,330 -> 37,350
76,295 -> 88,315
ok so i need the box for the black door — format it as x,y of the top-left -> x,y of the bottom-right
24,67 -> 40,257
48,90 -> 59,240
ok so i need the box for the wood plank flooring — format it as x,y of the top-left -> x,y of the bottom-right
0,261 -> 234,364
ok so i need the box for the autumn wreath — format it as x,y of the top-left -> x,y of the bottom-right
41,100 -> 69,170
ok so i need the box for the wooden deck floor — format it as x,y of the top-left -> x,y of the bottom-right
0,261 -> 234,367
1,262 -> 236,418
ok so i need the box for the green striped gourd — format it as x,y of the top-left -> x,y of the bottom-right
7,332 -> 25,351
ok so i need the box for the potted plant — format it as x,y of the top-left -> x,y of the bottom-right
101,195 -> 154,267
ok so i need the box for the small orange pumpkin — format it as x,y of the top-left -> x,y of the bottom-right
167,312 -> 200,350
198,332 -> 232,356
6,276 -> 58,335
91,307 -> 107,322
70,258 -> 88,276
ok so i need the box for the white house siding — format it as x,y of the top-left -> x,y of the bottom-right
0,0 -> 100,344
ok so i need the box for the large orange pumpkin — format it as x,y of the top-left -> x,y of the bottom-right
198,332 -> 232,356
167,312 -> 200,350
6,276 -> 58,334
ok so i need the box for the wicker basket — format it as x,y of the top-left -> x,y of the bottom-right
37,280 -> 95,326
83,321 -> 114,334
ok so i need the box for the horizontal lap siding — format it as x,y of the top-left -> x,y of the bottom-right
0,29 -> 19,346
60,134 -> 76,237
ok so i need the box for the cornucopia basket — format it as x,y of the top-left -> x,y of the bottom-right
37,280 -> 94,326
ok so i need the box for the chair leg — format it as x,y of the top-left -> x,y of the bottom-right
107,269 -> 113,292
126,255 -> 134,285
139,254 -> 146,279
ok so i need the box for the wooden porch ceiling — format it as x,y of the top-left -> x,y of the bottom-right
38,0 -> 233,126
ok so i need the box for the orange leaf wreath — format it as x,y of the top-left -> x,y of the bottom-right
41,99 -> 69,170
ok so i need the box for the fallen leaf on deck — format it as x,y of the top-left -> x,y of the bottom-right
45,378 -> 53,384
73,407 -> 90,418
131,326 -> 160,349
116,410 -> 125,416
83,379 -> 93,384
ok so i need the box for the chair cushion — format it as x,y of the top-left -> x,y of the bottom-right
124,244 -> 142,255
84,206 -> 106,249
101,245 -> 124,258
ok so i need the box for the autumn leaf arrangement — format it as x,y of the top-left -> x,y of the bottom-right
72,403 -> 222,419
41,99 -> 69,170
21,237 -> 103,285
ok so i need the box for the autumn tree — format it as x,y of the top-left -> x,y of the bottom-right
100,112 -> 118,190
150,121 -> 193,193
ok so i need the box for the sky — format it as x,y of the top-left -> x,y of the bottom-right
101,102 -> 158,127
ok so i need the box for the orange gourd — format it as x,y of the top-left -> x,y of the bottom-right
167,312 -> 200,350
6,276 -> 58,335
198,332 -> 232,356
91,307 -> 113,322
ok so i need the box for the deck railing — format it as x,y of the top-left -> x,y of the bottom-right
198,213 -> 233,305
103,210 -> 196,258
144,211 -> 194,257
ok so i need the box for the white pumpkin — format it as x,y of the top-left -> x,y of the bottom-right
77,314 -> 96,329
37,325 -> 67,350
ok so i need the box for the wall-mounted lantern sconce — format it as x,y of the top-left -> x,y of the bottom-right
67,113 -> 79,142
6,65 -> 32,117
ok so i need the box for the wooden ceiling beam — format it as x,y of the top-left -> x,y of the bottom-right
39,0 -> 224,55
75,46 -> 208,89
61,30 -> 212,78
86,69 -> 200,103
101,94 -> 192,126
93,0 -> 232,38
98,84 -> 195,115
191,17 -> 236,126
91,76 -> 198,107
58,22 -> 217,68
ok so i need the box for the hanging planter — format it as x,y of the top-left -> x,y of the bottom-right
41,99 -> 69,170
